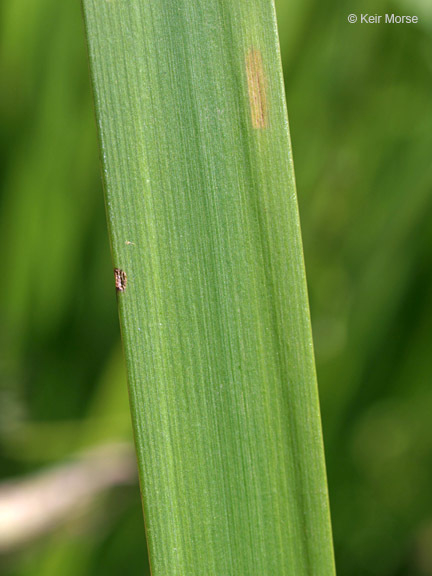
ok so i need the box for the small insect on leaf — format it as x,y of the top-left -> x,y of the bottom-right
114,268 -> 127,292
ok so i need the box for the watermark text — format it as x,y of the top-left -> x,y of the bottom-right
348,14 -> 419,24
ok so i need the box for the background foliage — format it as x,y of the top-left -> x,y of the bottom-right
1,0 -> 432,575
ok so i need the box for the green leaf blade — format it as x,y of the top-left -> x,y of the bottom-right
82,0 -> 335,574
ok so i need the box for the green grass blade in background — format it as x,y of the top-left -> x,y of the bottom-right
82,0 -> 335,574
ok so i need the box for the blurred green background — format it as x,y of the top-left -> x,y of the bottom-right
1,0 -> 432,574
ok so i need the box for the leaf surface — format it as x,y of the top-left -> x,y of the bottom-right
82,1 -> 335,573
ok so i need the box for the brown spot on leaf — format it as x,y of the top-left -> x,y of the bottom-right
246,48 -> 267,129
114,268 -> 127,292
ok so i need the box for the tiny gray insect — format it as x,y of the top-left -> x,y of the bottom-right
114,268 -> 127,292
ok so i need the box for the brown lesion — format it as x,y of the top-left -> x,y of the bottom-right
114,268 -> 127,292
246,48 -> 268,129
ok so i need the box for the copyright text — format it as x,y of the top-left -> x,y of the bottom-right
348,14 -> 419,24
